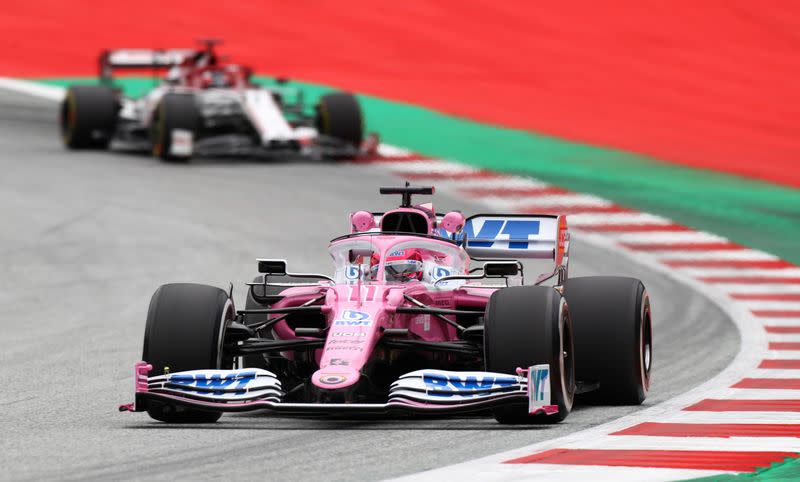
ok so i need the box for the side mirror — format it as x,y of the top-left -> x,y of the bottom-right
257,259 -> 287,275
483,261 -> 520,277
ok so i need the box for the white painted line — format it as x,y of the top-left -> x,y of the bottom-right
766,334 -> 800,342
564,435 -> 800,451
376,143 -> 413,156
682,268 -> 800,277
441,176 -> 551,190
478,193 -> 613,211
399,464 -> 731,482
567,212 -> 671,226
762,349 -> 800,358
647,250 -> 780,261
670,411 -> 800,422
739,300 -> 800,310
716,388 -> 800,399
606,231 -> 728,244
389,160 -> 476,174
725,285 -> 800,294
0,77 -> 65,100
749,368 -> 800,378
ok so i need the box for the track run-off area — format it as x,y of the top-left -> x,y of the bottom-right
0,79 -> 798,481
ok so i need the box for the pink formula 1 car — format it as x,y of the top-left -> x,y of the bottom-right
121,186 -> 653,424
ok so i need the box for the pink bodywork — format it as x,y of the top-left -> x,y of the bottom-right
268,231 -> 494,391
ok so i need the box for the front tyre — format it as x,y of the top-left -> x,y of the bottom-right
565,276 -> 652,404
142,283 -> 235,423
484,285 -> 575,424
151,93 -> 199,162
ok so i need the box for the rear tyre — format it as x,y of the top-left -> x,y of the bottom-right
484,285 -> 575,424
564,276 -> 652,404
60,85 -> 117,149
142,283 -> 235,423
315,92 -> 363,150
151,93 -> 199,162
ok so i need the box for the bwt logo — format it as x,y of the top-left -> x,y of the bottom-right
169,371 -> 256,395
335,309 -> 372,326
464,219 -> 540,249
423,374 -> 518,397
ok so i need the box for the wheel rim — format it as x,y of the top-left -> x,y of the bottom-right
61,93 -> 76,144
560,299 -> 575,411
151,106 -> 165,157
640,292 -> 653,391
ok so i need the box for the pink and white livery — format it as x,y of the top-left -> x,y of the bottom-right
121,185 -> 653,424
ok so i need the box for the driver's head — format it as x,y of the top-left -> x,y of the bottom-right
384,249 -> 423,282
202,69 -> 231,88
369,252 -> 381,280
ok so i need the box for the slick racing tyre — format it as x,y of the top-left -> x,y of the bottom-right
142,283 -> 235,423
60,85 -> 117,149
564,276 -> 652,404
315,92 -> 364,149
151,93 -> 199,162
484,285 -> 575,424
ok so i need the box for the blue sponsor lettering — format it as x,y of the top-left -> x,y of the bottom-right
334,319 -> 372,326
502,221 -> 540,249
464,220 -> 504,248
464,219 -> 540,249
422,374 -> 518,397
533,367 -> 549,401
169,371 -> 256,395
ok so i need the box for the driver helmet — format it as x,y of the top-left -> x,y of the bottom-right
384,249 -> 423,282
369,252 -> 381,280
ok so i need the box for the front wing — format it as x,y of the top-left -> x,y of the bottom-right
119,362 -> 557,417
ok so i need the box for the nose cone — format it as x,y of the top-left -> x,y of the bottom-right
312,367 -> 361,389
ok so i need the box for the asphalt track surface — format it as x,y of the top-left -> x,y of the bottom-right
0,88 -> 738,481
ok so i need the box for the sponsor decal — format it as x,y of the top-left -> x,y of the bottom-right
333,332 -> 367,337
528,364 -> 551,412
330,358 -> 349,366
327,339 -> 364,345
169,371 -> 256,395
345,265 -> 360,280
334,309 -> 372,326
325,346 -> 364,352
334,320 -> 372,326
388,250 -> 405,257
319,374 -> 347,385
464,219 -> 540,249
432,266 -> 452,280
422,373 -> 518,397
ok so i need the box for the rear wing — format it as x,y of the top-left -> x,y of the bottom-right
98,49 -> 196,84
463,214 -> 569,284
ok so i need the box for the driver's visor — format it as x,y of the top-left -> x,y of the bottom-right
385,259 -> 423,278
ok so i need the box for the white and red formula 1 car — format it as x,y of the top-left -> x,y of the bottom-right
60,40 -> 376,161
121,185 -> 652,424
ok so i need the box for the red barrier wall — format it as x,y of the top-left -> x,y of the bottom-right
2,1 -> 798,186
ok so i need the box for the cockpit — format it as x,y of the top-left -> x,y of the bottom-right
329,234 -> 468,288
